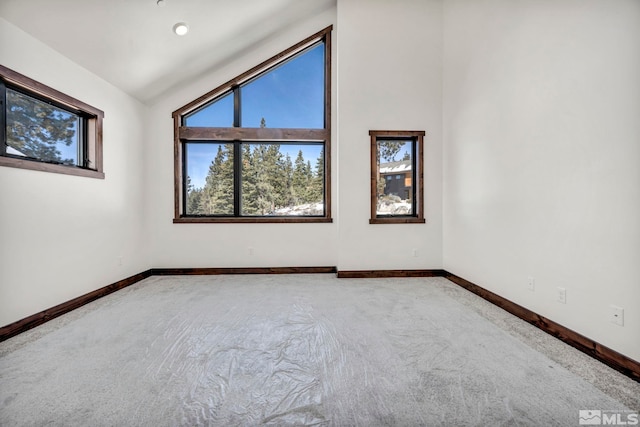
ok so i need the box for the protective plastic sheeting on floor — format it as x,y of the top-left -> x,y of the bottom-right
0,275 -> 633,426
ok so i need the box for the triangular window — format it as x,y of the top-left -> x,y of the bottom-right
184,92 -> 233,127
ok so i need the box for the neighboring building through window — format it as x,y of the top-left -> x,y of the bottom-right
369,130 -> 425,224
0,65 -> 104,179
173,26 -> 332,223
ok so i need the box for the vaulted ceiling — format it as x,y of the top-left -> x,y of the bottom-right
0,0 -> 335,104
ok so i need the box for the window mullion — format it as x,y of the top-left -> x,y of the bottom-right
233,141 -> 241,216
412,138 -> 417,216
0,81 -> 6,156
233,86 -> 241,128
182,143 -> 189,216
78,117 -> 85,168
233,86 -> 241,216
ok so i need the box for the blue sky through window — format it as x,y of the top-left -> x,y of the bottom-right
186,143 -> 219,189
242,43 -> 324,129
185,42 -> 325,189
184,92 -> 234,127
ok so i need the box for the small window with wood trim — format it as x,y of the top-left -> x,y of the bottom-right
173,26 -> 332,223
370,130 -> 425,224
0,65 -> 104,179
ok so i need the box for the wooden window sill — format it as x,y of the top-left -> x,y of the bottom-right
369,217 -> 425,224
174,217 -> 333,224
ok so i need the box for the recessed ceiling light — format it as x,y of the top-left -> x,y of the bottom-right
156,0 -> 166,7
173,22 -> 189,36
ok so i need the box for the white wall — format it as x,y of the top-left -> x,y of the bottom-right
5,0 -> 635,365
146,0 -> 445,272
0,18 -> 150,326
443,0 -> 640,361
336,0 -> 443,270
145,8 -> 339,268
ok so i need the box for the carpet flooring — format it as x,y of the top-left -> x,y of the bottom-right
1,275 -> 638,426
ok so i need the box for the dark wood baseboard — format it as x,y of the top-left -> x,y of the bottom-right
151,266 -> 337,275
0,270 -> 153,343
336,269 -> 446,278
443,272 -> 640,382
0,267 -> 335,342
2,266 -> 638,383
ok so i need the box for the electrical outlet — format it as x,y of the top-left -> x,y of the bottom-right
527,276 -> 535,292
557,287 -> 566,304
412,249 -> 418,257
117,256 -> 123,267
610,305 -> 624,326
248,247 -> 254,255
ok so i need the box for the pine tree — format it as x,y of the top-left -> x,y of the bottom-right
292,150 -> 312,204
241,119 -> 281,215
6,89 -> 77,164
200,144 -> 234,215
241,144 -> 258,215
266,144 -> 288,209
277,152 -> 294,208
246,144 -> 276,215
309,148 -> 324,203
186,176 -> 204,215
252,145 -> 270,214
305,160 -> 314,203
377,140 -> 404,163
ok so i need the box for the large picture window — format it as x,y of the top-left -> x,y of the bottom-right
0,65 -> 104,179
173,27 -> 332,223
369,130 -> 425,224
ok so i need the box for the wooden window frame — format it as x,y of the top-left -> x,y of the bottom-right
172,26 -> 332,224
369,130 -> 425,224
0,65 -> 104,179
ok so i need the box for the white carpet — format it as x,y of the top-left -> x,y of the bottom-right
0,275 -> 634,426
